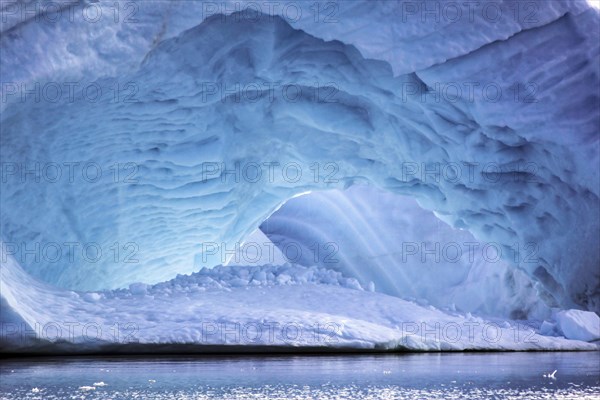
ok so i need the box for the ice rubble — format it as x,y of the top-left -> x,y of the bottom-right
0,0 -> 599,352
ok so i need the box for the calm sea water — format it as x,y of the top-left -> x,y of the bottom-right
1,352 -> 599,399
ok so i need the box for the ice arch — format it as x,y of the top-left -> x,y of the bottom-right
260,186 -> 552,320
1,5 -> 599,313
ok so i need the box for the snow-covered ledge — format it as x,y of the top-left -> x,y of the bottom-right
1,250 -> 598,353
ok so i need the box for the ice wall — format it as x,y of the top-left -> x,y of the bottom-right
0,1 -> 591,87
1,2 -> 599,312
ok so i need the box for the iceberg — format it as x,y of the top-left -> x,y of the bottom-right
0,0 -> 598,353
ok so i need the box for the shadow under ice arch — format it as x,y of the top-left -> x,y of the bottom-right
1,10 -> 598,314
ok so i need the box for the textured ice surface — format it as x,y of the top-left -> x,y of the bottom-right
1,2 -> 598,315
0,0 -> 591,84
1,253 -> 597,352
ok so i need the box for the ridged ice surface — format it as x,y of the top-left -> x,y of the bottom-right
1,1 -> 599,317
0,0 -> 591,83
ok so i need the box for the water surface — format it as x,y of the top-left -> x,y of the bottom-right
1,352 -> 599,399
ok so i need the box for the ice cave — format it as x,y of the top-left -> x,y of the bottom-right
0,0 -> 599,355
